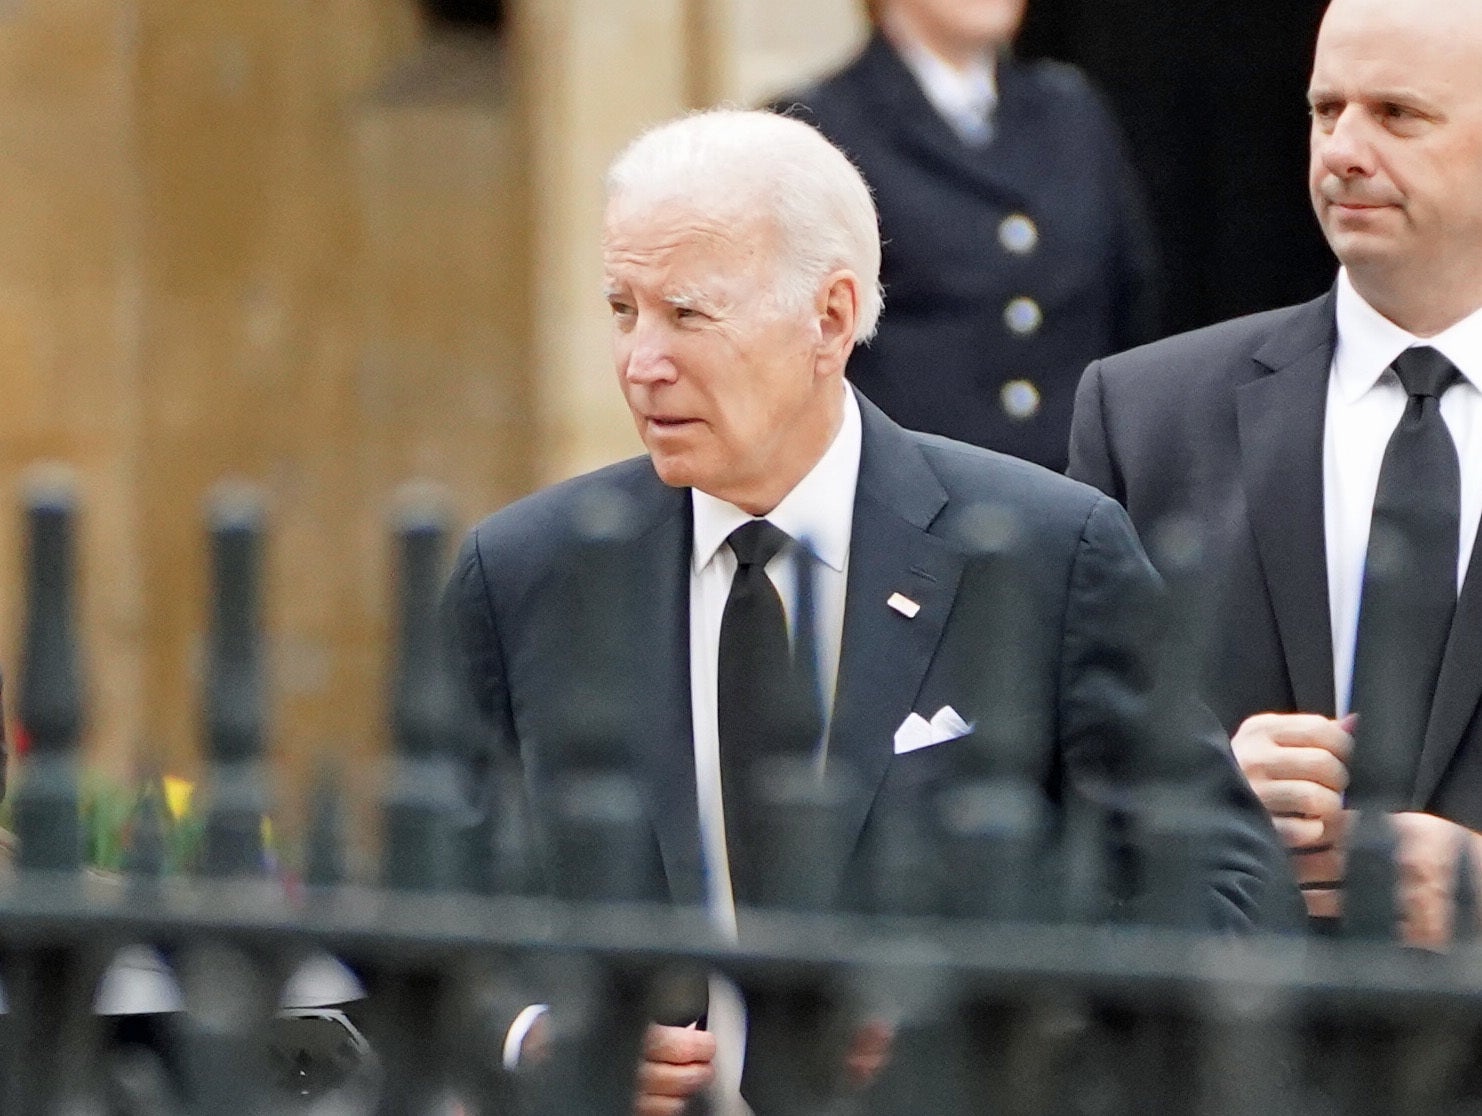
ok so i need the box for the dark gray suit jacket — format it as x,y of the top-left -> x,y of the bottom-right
1069,293 -> 1482,829
449,394 -> 1295,928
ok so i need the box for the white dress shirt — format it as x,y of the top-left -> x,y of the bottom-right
688,385 -> 861,1110
1325,269 -> 1482,713
504,390 -> 862,1087
893,37 -> 998,146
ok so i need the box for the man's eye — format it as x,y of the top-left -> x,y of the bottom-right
609,302 -> 635,318
1380,104 -> 1431,133
1309,101 -> 1341,122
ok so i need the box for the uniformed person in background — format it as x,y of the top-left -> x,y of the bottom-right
775,0 -> 1162,471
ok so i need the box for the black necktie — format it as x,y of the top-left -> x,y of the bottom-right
717,519 -> 795,904
1348,346 -> 1462,802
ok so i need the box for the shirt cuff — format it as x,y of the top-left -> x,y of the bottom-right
503,1004 -> 549,1070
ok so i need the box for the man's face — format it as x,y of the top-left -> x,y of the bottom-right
1308,0 -> 1482,307
602,200 -> 838,515
883,0 -> 1028,56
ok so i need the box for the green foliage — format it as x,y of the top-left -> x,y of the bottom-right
4,764 -> 283,878
79,771 -> 205,876
81,770 -> 135,872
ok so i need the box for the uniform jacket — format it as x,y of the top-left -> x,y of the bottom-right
778,35 -> 1161,471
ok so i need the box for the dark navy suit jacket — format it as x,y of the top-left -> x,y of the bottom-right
776,35 -> 1160,471
449,393 -> 1296,928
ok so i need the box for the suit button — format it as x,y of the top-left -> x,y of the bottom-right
999,213 -> 1038,255
1000,379 -> 1041,419
1004,297 -> 1043,336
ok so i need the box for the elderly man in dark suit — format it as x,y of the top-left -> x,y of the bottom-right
1070,0 -> 1482,948
448,107 -> 1291,1115
774,0 -> 1160,471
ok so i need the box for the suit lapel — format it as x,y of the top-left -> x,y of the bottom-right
966,55 -> 1057,203
1235,295 -> 1338,716
853,36 -> 1034,211
822,398 -> 963,896
1412,521 -> 1482,806
620,481 -> 707,906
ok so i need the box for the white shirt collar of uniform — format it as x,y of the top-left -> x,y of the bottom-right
1333,266 -> 1482,402
893,36 -> 998,139
691,386 -> 860,575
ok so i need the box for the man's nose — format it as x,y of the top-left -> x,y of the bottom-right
1317,107 -> 1375,178
621,319 -> 678,385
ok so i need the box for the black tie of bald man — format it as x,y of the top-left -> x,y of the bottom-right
1348,346 -> 1462,803
717,518 -> 801,905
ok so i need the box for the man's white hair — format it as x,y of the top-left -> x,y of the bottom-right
605,108 -> 884,343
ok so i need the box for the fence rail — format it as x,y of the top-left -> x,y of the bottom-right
2,475 -> 1479,1115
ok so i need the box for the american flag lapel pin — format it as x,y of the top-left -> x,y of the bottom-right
887,592 -> 921,618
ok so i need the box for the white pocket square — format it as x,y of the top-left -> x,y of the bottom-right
893,705 -> 975,755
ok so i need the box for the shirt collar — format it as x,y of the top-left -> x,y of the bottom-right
893,36 -> 998,138
1333,267 -> 1482,401
692,387 -> 861,574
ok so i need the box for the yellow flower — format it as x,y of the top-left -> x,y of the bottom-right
162,775 -> 194,821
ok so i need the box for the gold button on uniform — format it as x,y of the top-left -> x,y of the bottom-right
999,214 -> 1039,255
1004,297 -> 1043,336
1000,379 -> 1041,420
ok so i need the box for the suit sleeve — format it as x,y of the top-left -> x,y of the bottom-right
1066,360 -> 1120,498
1057,495 -> 1304,932
443,529 -> 544,898
446,530 -> 516,748
441,531 -> 556,1077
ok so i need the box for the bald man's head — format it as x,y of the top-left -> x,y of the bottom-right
1308,0 -> 1482,333
1322,0 -> 1482,33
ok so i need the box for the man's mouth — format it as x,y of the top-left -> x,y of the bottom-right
1323,191 -> 1395,212
646,415 -> 700,429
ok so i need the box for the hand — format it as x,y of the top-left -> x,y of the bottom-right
1232,712 -> 1354,846
518,1011 -> 552,1065
1285,808 -> 1351,918
1231,712 -> 1354,918
843,1018 -> 894,1091
1268,810 -> 1482,943
635,1024 -> 716,1116
1391,812 -> 1482,950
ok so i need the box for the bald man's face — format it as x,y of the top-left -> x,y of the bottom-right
1308,0 -> 1482,316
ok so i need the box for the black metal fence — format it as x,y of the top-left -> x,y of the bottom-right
2,478 -> 1481,1115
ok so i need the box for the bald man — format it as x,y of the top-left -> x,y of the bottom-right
1070,0 -> 1482,947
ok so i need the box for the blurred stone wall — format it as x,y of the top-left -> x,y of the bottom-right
0,0 -> 863,859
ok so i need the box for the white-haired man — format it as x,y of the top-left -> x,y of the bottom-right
448,108 -> 1293,1114
1071,0 -> 1482,947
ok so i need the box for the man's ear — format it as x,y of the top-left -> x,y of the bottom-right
815,270 -> 861,377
